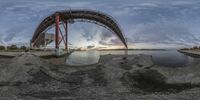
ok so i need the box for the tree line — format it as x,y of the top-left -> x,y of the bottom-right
0,45 -> 27,51
181,46 -> 200,50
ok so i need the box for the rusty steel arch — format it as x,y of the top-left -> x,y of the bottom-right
31,9 -> 128,48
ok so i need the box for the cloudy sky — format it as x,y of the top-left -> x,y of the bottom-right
0,0 -> 200,49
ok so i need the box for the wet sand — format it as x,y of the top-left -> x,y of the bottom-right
0,53 -> 200,100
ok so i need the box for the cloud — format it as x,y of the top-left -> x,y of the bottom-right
1,0 -> 200,48
129,21 -> 200,45
99,29 -> 114,40
99,38 -> 122,46
87,45 -> 95,49
110,38 -> 122,45
81,25 -> 98,41
3,26 -> 24,42
70,22 -> 103,42
98,41 -> 108,45
98,29 -> 121,46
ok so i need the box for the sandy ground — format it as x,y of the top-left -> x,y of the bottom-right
0,53 -> 200,100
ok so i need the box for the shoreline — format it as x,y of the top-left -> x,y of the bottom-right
178,50 -> 200,58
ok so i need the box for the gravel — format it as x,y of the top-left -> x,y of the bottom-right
0,53 -> 200,100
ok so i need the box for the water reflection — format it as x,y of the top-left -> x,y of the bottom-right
66,50 -> 200,67
66,51 -> 99,65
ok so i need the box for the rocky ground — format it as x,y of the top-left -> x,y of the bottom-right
0,53 -> 200,100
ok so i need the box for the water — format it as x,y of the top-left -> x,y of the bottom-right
66,50 -> 200,67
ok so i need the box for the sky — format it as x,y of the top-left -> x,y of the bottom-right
0,0 -> 200,49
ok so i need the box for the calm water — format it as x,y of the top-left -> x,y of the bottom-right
66,50 -> 200,67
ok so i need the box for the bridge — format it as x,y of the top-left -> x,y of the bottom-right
31,9 -> 128,56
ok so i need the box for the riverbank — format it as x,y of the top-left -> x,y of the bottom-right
178,50 -> 200,58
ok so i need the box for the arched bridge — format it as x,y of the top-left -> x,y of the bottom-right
31,9 -> 128,52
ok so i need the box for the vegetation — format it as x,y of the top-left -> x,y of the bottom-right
0,45 -> 29,51
0,45 -> 5,50
99,48 -> 166,51
7,45 -> 18,50
20,46 -> 27,50
181,46 -> 200,50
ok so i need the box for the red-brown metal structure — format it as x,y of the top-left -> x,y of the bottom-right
55,13 -> 60,49
55,13 -> 69,50
65,22 -> 68,50
31,9 -> 128,50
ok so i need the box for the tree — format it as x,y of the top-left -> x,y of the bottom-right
193,46 -> 198,49
20,46 -> 27,50
7,45 -> 18,50
0,45 -> 5,50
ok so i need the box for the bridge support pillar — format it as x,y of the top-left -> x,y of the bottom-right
55,12 -> 60,56
65,22 -> 68,52
30,40 -> 33,49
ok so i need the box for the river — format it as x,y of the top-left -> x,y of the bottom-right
66,50 -> 200,67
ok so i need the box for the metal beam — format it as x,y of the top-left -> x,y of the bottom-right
55,13 -> 60,49
66,22 -> 68,51
58,27 -> 66,45
63,22 -> 68,51
32,10 -> 128,48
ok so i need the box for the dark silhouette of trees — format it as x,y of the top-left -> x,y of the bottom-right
20,46 -> 27,50
7,45 -> 18,50
0,45 -> 5,50
193,46 -> 198,49
181,46 -> 200,50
